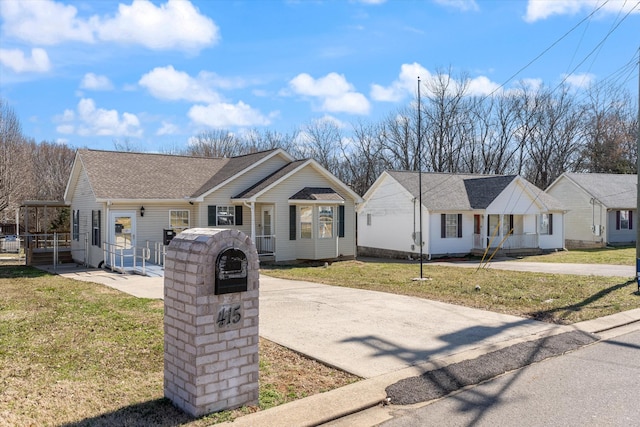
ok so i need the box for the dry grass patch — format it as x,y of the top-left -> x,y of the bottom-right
518,246 -> 634,265
0,265 -> 358,427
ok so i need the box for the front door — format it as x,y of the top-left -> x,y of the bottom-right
109,211 -> 136,259
260,206 -> 274,253
487,214 -> 501,247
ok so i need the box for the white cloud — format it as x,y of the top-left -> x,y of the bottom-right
56,98 -> 142,137
466,75 -> 501,96
0,48 -> 51,73
0,0 -> 218,52
188,102 -> 271,128
563,72 -> 595,89
289,72 -> 371,115
157,121 -> 179,136
370,62 -> 431,102
524,0 -> 640,23
434,0 -> 480,12
139,65 -> 223,103
94,0 -> 219,51
0,0 -> 94,45
80,73 -> 113,90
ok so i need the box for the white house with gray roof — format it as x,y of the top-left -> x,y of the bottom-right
357,171 -> 565,259
545,173 -> 636,248
63,148 -> 362,270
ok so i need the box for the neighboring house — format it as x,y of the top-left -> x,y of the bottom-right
545,173 -> 636,248
63,148 -> 362,269
357,171 -> 565,259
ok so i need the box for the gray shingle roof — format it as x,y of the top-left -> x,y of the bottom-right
560,173 -> 637,209
289,187 -> 344,201
77,149 -> 277,200
232,160 -> 307,199
386,171 -> 562,211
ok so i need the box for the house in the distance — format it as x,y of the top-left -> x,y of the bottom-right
63,148 -> 362,270
545,172 -> 636,248
357,171 -> 565,259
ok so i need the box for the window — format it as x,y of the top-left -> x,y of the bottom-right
300,206 -> 312,239
318,206 -> 334,238
170,210 -> 189,232
217,206 -> 235,226
208,205 -> 242,226
617,210 -> 632,230
91,210 -> 101,247
540,213 -> 553,235
441,213 -> 462,238
72,210 -> 80,241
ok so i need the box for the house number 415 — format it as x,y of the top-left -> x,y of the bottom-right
217,304 -> 242,328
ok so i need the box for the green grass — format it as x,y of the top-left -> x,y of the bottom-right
0,265 -> 356,427
518,246 -> 635,265
261,259 -> 638,325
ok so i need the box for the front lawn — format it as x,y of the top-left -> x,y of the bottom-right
518,246 -> 635,265
0,265 -> 357,427
261,259 -> 638,324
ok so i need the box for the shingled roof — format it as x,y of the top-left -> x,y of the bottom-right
76,149 -> 278,200
558,173 -> 637,209
386,171 -> 562,211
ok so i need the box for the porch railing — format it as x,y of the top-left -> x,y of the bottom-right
255,235 -> 275,255
473,233 -> 539,250
103,241 -> 150,275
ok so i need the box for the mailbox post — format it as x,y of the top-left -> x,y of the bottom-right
163,228 -> 259,417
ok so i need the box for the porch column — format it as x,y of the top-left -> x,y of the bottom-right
248,202 -> 256,240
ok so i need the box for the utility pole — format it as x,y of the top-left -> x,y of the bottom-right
636,47 -> 640,292
418,77 -> 424,279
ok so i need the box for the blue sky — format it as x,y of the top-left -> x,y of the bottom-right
1,0 -> 639,152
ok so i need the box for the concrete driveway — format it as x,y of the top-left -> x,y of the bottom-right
55,258 -> 632,379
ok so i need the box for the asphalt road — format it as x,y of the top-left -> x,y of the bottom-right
379,328 -> 640,427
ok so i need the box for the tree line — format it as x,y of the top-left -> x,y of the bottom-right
170,76 -> 638,195
1,72 -> 638,227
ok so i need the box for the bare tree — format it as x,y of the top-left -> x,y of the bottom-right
379,107 -> 418,171
582,84 -> 636,173
0,99 -> 29,216
339,121 -> 387,195
185,130 -> 243,157
422,69 -> 472,173
296,119 -> 342,172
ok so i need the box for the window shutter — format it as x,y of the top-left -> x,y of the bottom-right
457,213 -> 462,238
208,205 -> 217,226
630,211 -> 633,230
549,213 -> 553,235
509,215 -> 514,232
235,205 -> 243,226
616,211 -> 620,230
441,214 -> 446,238
289,205 -> 296,240
338,205 -> 345,238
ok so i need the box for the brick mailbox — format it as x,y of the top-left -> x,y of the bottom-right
163,228 -> 259,417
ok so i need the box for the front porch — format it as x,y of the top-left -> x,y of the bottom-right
471,213 -> 544,257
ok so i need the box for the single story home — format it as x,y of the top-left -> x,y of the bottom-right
545,172 -> 636,248
63,148 -> 362,269
357,171 -> 565,259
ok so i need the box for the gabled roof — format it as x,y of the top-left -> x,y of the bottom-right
72,148 -> 280,201
290,187 -> 344,201
549,173 -> 637,209
232,158 -> 363,203
232,160 -> 307,199
384,171 -> 562,211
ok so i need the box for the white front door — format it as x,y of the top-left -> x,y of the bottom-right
110,211 -> 136,254
260,206 -> 274,253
